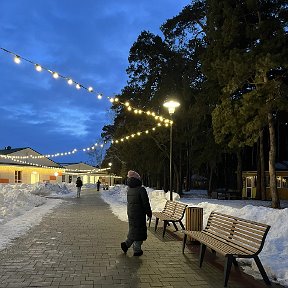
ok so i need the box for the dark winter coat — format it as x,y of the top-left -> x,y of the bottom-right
126,177 -> 152,241
76,178 -> 83,187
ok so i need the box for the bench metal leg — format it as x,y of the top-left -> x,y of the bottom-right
179,220 -> 185,230
199,244 -> 206,267
182,233 -> 187,253
232,257 -> 238,267
155,218 -> 159,231
254,256 -> 271,285
172,222 -> 178,231
224,256 -> 233,287
163,220 -> 168,237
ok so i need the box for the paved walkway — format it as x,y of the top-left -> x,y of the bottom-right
0,189 -> 280,288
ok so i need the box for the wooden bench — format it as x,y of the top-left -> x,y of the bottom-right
149,200 -> 187,237
182,211 -> 271,287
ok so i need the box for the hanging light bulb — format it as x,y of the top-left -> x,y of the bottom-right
76,84 -> 81,89
67,78 -> 73,85
52,72 -> 59,79
14,55 -> 21,64
88,86 -> 93,92
35,64 -> 42,72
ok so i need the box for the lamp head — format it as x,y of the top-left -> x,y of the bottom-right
163,100 -> 180,115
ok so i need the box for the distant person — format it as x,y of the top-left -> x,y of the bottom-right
121,170 -> 152,256
96,180 -> 101,191
76,177 -> 83,198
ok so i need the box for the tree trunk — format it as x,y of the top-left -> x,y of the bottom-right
208,163 -> 214,197
268,112 -> 280,208
185,141 -> 190,191
236,150 -> 243,194
256,138 -> 261,200
259,130 -> 266,200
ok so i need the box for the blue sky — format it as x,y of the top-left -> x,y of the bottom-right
0,0 -> 190,164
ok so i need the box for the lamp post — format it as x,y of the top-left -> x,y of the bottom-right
108,162 -> 112,186
163,100 -> 180,200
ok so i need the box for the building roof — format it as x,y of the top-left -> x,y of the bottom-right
0,147 -> 62,168
0,147 -> 27,155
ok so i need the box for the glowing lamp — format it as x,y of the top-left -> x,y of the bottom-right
35,64 -> 42,72
52,72 -> 59,79
14,56 -> 21,64
163,100 -> 180,115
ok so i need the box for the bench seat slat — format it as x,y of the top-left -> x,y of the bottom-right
184,231 -> 255,256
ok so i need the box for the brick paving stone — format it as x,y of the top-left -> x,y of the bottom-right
0,189 -> 283,288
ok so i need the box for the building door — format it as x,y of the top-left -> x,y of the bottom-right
31,172 -> 39,184
15,171 -> 22,183
246,177 -> 252,198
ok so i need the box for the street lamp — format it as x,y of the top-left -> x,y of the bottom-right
108,162 -> 112,186
163,100 -> 180,200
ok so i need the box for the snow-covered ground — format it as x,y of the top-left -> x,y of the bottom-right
0,183 -> 287,286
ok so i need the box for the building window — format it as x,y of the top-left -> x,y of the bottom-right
283,177 -> 288,188
62,175 -> 65,182
277,176 -> 281,188
265,176 -> 270,187
15,171 -> 22,183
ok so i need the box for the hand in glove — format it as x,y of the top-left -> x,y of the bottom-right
147,210 -> 152,219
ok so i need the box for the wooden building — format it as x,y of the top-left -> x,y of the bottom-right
242,161 -> 288,200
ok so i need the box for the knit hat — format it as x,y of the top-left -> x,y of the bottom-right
127,170 -> 141,180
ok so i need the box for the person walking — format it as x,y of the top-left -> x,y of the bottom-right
76,177 -> 83,198
96,180 -> 101,191
121,170 -> 152,256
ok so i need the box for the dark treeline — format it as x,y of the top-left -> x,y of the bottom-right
101,0 -> 288,208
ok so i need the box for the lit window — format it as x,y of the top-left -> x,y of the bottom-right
277,176 -> 281,188
282,177 -> 288,188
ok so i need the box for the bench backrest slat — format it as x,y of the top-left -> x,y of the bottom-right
204,211 -> 270,256
173,202 -> 187,218
162,201 -> 177,216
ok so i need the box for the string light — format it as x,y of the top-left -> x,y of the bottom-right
35,64 -> 42,72
111,124 -> 169,144
0,120 -> 170,160
0,47 -> 172,124
1,143 -> 106,160
14,55 -> 21,64
52,72 -> 59,79
1,154 -> 113,173
0,47 -> 175,160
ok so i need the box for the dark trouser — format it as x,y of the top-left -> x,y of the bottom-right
125,239 -> 143,253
